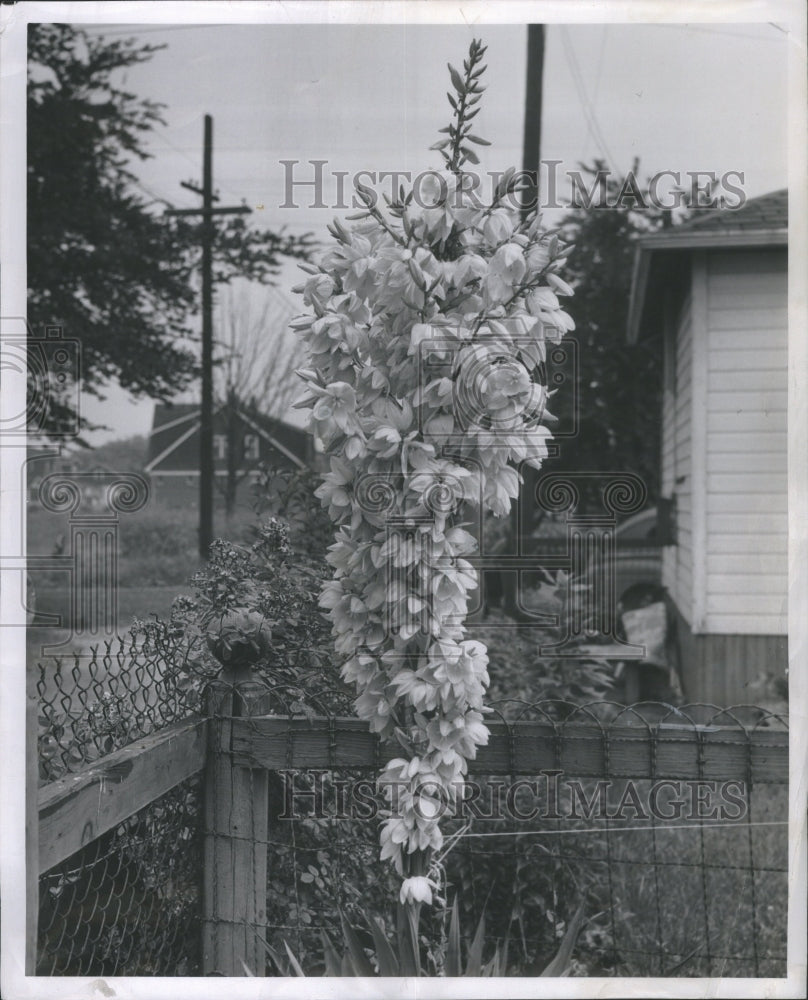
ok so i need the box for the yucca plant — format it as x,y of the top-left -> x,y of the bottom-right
254,898 -> 586,977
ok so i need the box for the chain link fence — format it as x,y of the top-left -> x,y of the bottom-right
36,633 -> 204,783
35,635 -> 206,975
37,778 -> 202,976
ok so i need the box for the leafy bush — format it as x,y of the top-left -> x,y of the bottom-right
477,570 -> 617,710
130,517 -> 342,715
118,507 -> 198,559
250,464 -> 334,561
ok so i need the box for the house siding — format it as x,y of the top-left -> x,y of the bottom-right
661,292 -> 694,622
671,601 -> 787,705
703,249 -> 788,636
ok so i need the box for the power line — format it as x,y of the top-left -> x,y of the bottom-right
79,24 -> 225,37
581,26 -> 608,162
130,178 -> 176,210
560,27 -> 615,170
559,27 -> 618,175
144,128 -> 252,205
654,23 -> 785,42
146,127 -> 206,173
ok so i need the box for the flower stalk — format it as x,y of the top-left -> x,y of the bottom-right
292,39 -> 576,916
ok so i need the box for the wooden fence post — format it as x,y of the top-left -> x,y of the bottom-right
27,661 -> 39,974
202,660 -> 269,976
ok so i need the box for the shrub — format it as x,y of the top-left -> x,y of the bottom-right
117,507 -> 197,559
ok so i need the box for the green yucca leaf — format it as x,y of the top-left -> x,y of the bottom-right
283,939 -> 307,977
465,909 -> 486,976
540,901 -> 586,977
367,915 -> 400,976
445,898 -> 462,977
257,936 -> 293,976
321,931 -> 342,977
448,63 -> 465,94
396,902 -> 421,977
339,912 -> 375,976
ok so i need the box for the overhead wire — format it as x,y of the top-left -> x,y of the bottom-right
655,23 -> 785,42
559,26 -> 618,176
130,178 -> 177,210
581,25 -> 608,164
79,24 -> 225,38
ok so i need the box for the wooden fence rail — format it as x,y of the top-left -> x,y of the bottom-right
33,684 -> 789,976
231,714 -> 788,782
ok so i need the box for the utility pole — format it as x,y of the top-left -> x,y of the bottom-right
522,24 -> 545,219
165,114 -> 251,557
504,25 -> 546,618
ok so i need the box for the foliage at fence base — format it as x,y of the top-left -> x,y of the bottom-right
259,898 -> 586,977
229,698 -> 787,978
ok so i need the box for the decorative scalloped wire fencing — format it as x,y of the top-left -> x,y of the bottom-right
36,633 -> 205,782
33,651 -> 788,978
210,675 -> 788,978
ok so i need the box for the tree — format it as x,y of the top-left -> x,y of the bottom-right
213,284 -> 305,516
535,159 -> 680,514
491,161 -> 685,617
67,434 -> 149,473
27,24 -> 312,440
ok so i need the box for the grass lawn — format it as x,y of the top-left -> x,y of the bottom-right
26,500 -> 258,638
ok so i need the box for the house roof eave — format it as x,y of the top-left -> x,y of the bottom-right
636,226 -> 787,252
626,227 -> 787,344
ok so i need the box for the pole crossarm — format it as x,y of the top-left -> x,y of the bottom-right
180,179 -> 220,201
165,205 -> 252,218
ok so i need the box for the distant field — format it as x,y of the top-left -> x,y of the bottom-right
30,585 -> 187,629
26,500 -> 258,643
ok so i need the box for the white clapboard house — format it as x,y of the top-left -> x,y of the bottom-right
627,189 -> 787,704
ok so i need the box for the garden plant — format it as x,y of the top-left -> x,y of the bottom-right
290,38 -> 580,967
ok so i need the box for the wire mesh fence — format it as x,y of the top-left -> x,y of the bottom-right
37,777 -> 202,976
35,633 -> 205,783
219,684 -> 788,978
34,634 -> 206,976
34,650 -> 788,979
445,768 -> 788,977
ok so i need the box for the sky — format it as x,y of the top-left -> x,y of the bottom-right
44,16 -> 790,443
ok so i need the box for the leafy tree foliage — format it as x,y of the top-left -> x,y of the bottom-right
27,24 -> 312,439
66,433 -> 149,473
537,160 -> 675,513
